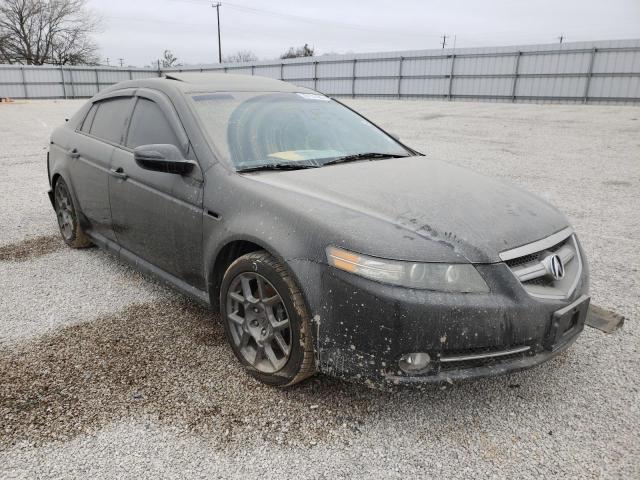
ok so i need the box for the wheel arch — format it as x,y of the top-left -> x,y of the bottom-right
207,236 -> 309,314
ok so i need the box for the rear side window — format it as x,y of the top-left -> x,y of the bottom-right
80,104 -> 98,133
89,97 -> 132,144
126,98 -> 181,149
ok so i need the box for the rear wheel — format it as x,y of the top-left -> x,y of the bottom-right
54,178 -> 91,248
220,251 -> 315,386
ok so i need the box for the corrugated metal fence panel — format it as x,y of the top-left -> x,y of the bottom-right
69,69 -> 98,84
253,65 -> 281,79
454,76 -> 513,97
0,67 -> 23,83
317,61 -> 352,78
593,49 -> 640,73
98,69 -> 132,83
403,57 -> 450,76
401,77 -> 448,96
22,67 -> 59,83
356,59 -> 399,78
1,40 -> 640,102
590,76 -> 640,98
356,77 -> 397,95
283,62 -> 314,80
317,78 -> 351,95
454,54 -> 516,75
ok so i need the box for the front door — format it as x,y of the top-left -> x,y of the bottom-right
108,92 -> 205,289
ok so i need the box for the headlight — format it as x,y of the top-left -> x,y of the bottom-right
326,246 -> 489,293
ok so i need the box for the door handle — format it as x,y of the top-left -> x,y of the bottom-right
109,167 -> 128,180
68,148 -> 80,159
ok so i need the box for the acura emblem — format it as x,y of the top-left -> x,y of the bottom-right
544,254 -> 565,280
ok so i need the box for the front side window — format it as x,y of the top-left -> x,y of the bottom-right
191,92 -> 409,170
126,98 -> 181,149
89,97 -> 132,144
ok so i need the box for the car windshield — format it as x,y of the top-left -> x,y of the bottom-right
190,91 -> 411,170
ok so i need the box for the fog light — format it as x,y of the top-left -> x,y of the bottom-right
398,352 -> 431,374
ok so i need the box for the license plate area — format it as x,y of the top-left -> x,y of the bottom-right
546,295 -> 590,350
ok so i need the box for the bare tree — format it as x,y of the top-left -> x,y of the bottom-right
0,0 -> 101,65
0,29 -> 10,62
223,49 -> 258,64
160,49 -> 180,68
280,43 -> 314,60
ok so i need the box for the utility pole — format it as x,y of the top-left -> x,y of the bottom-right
212,3 -> 222,63
105,57 -> 110,66
118,58 -> 124,67
558,34 -> 564,44
441,35 -> 448,49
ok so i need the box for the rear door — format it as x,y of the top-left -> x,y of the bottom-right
71,95 -> 135,242
109,90 -> 205,288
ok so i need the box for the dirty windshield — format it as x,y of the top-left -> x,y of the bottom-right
191,92 -> 410,170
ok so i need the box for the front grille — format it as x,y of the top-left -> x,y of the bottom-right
505,253 -> 539,268
500,228 -> 582,300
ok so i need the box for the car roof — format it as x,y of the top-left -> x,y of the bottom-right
163,72 -> 313,93
94,73 -> 319,103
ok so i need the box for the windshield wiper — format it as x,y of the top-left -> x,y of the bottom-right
237,163 -> 319,173
322,152 -> 409,166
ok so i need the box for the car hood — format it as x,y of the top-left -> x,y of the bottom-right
247,156 -> 569,263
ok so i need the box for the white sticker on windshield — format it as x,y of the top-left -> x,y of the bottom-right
296,93 -> 330,101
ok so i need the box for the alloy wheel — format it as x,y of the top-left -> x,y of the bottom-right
225,272 -> 292,373
54,182 -> 74,241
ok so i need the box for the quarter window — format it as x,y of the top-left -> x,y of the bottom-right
89,97 -> 132,144
126,98 -> 181,149
80,104 -> 98,133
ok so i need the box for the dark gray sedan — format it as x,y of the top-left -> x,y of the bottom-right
47,73 -> 590,387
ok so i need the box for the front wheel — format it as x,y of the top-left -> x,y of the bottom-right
220,251 -> 315,387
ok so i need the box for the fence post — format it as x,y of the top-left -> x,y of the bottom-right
313,61 -> 318,91
511,51 -> 521,102
397,56 -> 404,99
129,69 -> 133,80
280,63 -> 284,80
447,54 -> 456,100
60,65 -> 67,99
351,58 -> 357,98
20,67 -> 28,99
583,48 -> 597,104
68,69 -> 76,98
92,69 -> 98,96
251,65 -> 255,75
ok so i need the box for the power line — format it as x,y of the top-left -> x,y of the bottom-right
167,0 -> 440,39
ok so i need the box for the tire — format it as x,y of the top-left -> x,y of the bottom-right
53,177 -> 92,248
220,251 -> 315,387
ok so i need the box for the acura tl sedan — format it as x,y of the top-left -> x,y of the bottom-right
47,73 -> 590,387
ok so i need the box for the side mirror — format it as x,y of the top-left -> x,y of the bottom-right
133,144 -> 195,175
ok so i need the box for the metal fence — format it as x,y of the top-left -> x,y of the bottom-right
1,39 -> 639,104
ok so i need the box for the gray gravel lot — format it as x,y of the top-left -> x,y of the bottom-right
0,99 -> 638,479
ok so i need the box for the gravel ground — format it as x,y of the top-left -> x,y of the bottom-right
0,99 -> 638,479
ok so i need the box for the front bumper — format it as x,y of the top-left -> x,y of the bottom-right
291,259 -> 589,386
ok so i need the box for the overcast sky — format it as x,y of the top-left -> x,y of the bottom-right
87,0 -> 640,67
